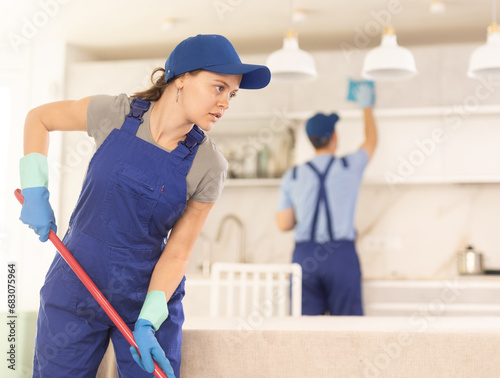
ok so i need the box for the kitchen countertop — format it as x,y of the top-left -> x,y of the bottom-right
184,275 -> 500,317
186,274 -> 500,282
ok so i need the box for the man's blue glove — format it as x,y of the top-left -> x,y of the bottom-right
356,82 -> 376,109
130,290 -> 174,377
130,319 -> 175,377
346,78 -> 376,109
19,153 -> 57,242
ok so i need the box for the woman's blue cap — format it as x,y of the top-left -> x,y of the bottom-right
164,34 -> 271,89
306,113 -> 340,147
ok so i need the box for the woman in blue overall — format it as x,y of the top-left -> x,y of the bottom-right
276,82 -> 377,315
19,34 -> 270,377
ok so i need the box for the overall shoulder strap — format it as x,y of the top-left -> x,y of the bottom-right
171,125 -> 206,159
121,98 -> 150,135
307,156 -> 336,242
171,125 -> 206,175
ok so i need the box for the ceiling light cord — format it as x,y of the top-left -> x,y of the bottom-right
493,0 -> 497,24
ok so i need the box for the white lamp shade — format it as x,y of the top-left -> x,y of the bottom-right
467,28 -> 500,78
362,33 -> 417,81
266,36 -> 318,82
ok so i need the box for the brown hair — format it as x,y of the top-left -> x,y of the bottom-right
133,68 -> 204,102
132,67 -> 169,101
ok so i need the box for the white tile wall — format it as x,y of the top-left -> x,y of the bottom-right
189,182 -> 500,280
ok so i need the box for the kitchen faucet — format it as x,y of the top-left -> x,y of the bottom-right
215,213 -> 246,263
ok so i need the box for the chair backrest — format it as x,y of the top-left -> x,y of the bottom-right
209,262 -> 302,317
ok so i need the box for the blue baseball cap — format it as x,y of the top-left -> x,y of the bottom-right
306,113 -> 340,147
164,34 -> 271,89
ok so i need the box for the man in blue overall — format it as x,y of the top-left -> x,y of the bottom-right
276,82 -> 377,315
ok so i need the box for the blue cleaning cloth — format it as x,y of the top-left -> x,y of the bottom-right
346,78 -> 375,102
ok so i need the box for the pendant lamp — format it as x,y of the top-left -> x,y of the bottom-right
467,1 -> 500,78
266,29 -> 318,82
361,26 -> 417,81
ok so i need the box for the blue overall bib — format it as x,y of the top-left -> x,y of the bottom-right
292,156 -> 363,316
33,99 -> 205,377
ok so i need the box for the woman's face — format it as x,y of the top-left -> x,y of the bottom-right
179,70 -> 242,132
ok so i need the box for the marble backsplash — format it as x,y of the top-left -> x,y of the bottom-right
189,182 -> 500,280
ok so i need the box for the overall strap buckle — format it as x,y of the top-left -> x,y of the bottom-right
181,125 -> 206,153
128,98 -> 150,121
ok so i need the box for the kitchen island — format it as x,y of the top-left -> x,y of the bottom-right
180,316 -> 500,377
95,276 -> 500,377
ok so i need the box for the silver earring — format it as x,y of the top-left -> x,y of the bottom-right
176,88 -> 180,103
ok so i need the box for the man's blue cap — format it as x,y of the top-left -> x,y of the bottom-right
164,34 -> 271,89
306,113 -> 340,147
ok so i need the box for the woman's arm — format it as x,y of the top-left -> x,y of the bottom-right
24,97 -> 91,155
148,200 -> 215,301
20,97 -> 92,241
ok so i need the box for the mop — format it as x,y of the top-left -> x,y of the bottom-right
15,189 -> 169,378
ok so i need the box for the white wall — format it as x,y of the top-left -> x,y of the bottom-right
0,39 -> 67,313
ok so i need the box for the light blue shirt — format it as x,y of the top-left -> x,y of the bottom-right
277,149 -> 368,243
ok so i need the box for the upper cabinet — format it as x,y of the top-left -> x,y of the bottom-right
441,112 -> 500,182
216,104 -> 500,186
334,107 -> 500,185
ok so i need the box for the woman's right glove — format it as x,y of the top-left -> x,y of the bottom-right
130,319 -> 175,377
19,153 -> 57,242
130,290 -> 175,378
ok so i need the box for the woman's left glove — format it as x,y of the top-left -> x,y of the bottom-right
19,153 -> 57,242
130,291 -> 175,377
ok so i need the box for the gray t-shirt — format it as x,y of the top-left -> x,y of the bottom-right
87,93 -> 227,202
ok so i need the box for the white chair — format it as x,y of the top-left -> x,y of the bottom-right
209,262 -> 302,317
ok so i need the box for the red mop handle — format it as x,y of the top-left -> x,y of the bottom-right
15,189 -> 168,378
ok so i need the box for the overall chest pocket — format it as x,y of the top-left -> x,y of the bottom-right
101,161 -> 161,236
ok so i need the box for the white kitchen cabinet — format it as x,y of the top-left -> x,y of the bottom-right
334,106 -> 500,185
291,107 -> 447,185
216,105 -> 500,186
442,114 -> 500,181
364,115 -> 446,185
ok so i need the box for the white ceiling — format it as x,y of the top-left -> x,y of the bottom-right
2,0 -> 498,60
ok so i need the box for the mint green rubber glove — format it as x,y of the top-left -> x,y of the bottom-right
137,290 -> 169,331
19,153 -> 57,242
130,291 -> 174,376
